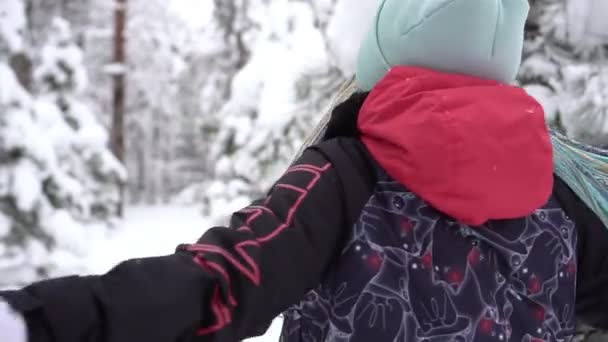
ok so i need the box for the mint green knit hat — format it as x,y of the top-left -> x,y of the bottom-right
356,0 -> 530,91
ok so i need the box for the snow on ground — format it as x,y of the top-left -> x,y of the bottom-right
85,205 -> 282,341
84,205 -> 205,272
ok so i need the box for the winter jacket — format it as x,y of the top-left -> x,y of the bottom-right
2,67 -> 608,342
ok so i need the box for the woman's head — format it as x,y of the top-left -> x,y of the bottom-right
356,0 -> 530,91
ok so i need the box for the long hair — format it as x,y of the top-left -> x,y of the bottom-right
291,77 -> 358,163
552,130 -> 608,227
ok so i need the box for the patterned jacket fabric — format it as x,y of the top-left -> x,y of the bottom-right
282,171 -> 578,341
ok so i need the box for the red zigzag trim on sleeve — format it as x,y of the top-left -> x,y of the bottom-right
186,163 -> 331,336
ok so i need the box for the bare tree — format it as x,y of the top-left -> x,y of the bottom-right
111,0 -> 127,215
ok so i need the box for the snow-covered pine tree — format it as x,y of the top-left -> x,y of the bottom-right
120,0 -> 199,204
24,0 -> 94,48
0,3 -> 125,286
174,0 -> 347,221
520,0 -> 608,147
171,52 -> 213,196
172,0 -> 265,210
34,17 -> 126,221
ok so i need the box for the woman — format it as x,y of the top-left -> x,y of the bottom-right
2,0 -> 608,341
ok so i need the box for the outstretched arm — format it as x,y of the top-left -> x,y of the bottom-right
0,147 -> 350,342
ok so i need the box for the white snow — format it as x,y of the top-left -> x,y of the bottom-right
44,210 -> 90,255
169,0 -> 214,30
0,0 -> 26,53
524,84 -> 559,123
0,63 -> 29,106
85,206 -> 206,272
102,63 -> 128,76
326,0 -> 381,75
0,214 -> 10,238
567,0 -> 608,44
35,18 -> 88,93
0,5 -> 126,288
85,205 -> 282,341
11,160 -> 42,212
586,0 -> 608,40
519,54 -> 559,81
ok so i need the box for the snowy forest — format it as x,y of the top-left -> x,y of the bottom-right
1,0 -> 608,340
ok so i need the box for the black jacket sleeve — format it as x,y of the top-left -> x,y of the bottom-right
554,177 -> 608,329
0,145 -> 358,342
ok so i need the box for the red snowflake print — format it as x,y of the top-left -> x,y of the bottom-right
421,252 -> 433,269
400,218 -> 414,235
479,318 -> 494,334
528,275 -> 542,294
467,247 -> 481,267
366,252 -> 383,270
447,268 -> 464,285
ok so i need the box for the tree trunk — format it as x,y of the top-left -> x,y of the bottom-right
9,53 -> 33,91
111,0 -> 127,216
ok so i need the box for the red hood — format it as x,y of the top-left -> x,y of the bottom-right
358,66 -> 554,226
